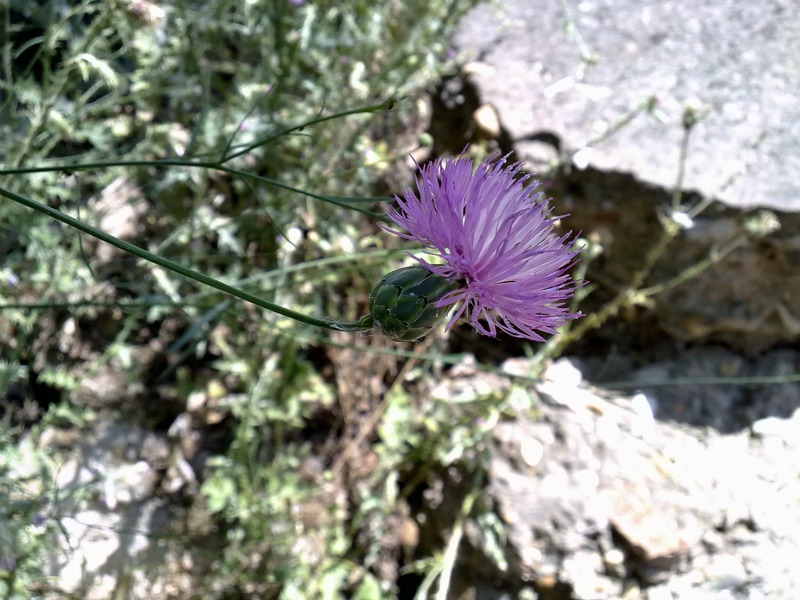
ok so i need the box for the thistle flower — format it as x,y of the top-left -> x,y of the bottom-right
378,150 -> 582,341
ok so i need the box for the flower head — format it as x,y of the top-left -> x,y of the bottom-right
382,150 -> 582,341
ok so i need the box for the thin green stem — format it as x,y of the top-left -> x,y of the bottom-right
0,185 -> 372,333
601,372 -> 800,389
638,234 -> 748,297
0,158 -> 387,220
435,488 -> 478,600
301,330 -> 800,389
0,300 -> 193,310
221,97 -> 397,162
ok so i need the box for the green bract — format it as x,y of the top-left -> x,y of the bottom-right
369,266 -> 459,342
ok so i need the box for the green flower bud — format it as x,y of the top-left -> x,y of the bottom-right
369,266 -> 459,342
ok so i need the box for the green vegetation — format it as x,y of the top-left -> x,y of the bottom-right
0,0 -> 526,597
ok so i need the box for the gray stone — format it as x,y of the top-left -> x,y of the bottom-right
38,420 -> 198,598
454,0 -> 800,210
700,553 -> 748,590
429,355 -> 800,598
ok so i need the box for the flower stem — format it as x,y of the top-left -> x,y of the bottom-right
0,185 -> 372,333
0,159 -> 387,220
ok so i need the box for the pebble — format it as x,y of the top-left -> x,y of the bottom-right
701,553 -> 748,589
603,548 -> 627,578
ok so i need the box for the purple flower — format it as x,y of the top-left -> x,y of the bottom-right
382,150 -> 582,341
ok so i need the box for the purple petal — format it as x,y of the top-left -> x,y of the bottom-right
383,149 -> 582,340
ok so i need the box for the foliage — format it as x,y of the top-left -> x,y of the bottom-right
0,422 -> 56,598
0,0 -> 481,596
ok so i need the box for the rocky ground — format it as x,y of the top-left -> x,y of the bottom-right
435,355 -> 800,600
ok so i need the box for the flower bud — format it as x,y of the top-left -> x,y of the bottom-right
369,266 -> 458,341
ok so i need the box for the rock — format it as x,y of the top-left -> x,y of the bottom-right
603,548 -> 626,579
37,420 -> 198,598
473,103 -> 503,140
624,346 -> 800,431
51,499 -> 184,598
700,553 -> 748,590
428,356 -> 800,599
453,0 -> 800,211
